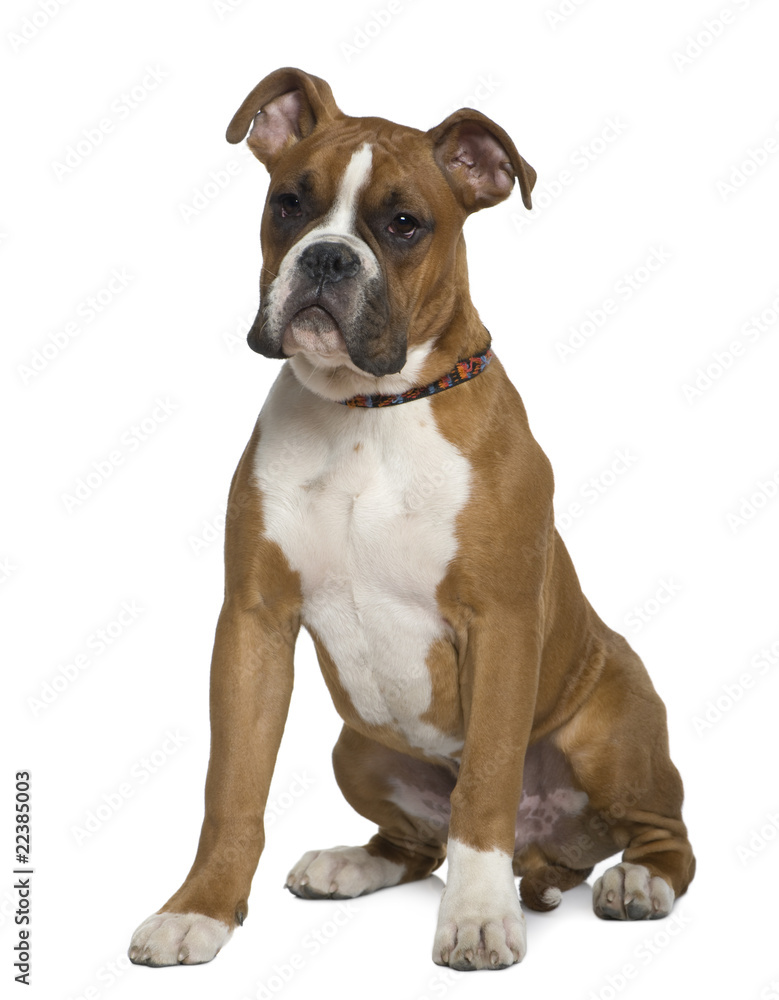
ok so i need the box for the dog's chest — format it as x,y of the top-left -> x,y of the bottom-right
254,367 -> 471,754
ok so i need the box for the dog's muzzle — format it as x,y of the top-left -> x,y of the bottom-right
248,238 -> 406,377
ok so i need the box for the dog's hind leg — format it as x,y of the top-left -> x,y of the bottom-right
285,725 -> 452,899
555,633 -> 696,920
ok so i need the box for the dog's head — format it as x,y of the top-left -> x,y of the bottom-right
227,67 -> 535,381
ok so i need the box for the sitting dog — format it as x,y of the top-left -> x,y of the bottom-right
128,67 -> 695,971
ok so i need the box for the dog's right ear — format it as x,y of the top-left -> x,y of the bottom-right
226,67 -> 342,171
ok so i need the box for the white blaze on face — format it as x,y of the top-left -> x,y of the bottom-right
325,142 -> 374,236
291,140 -> 376,262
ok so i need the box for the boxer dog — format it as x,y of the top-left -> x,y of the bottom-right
128,68 -> 694,971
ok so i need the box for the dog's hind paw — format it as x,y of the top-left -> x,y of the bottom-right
285,845 -> 404,899
593,863 -> 674,920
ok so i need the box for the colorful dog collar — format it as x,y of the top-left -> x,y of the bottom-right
340,348 -> 493,408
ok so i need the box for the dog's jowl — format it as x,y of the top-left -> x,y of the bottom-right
128,67 -> 695,971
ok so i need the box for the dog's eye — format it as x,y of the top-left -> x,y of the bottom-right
388,213 -> 419,238
279,194 -> 302,218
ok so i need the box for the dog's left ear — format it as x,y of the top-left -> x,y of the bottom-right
428,109 -> 536,212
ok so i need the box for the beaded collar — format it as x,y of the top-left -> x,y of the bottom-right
340,348 -> 493,408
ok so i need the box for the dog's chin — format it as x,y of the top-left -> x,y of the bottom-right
280,305 -> 405,380
281,306 -> 349,367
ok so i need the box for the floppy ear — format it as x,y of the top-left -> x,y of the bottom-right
427,108 -> 536,212
225,67 -> 343,170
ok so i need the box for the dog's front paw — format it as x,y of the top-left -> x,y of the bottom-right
128,912 -> 232,966
285,845 -> 404,899
432,840 -> 526,971
593,863 -> 674,920
433,906 -> 526,971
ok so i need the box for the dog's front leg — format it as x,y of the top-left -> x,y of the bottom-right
432,609 -> 540,971
128,598 -> 296,965
129,434 -> 300,966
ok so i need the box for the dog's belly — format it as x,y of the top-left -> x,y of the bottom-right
382,738 -> 615,866
254,365 -> 471,757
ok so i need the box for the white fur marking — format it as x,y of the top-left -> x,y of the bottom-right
289,337 -> 437,404
285,845 -> 404,898
433,839 -> 526,969
128,912 -> 232,966
327,142 -> 373,234
255,365 -> 469,756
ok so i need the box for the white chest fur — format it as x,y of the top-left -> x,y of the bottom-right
253,364 -> 471,756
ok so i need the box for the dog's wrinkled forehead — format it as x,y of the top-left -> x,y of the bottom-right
301,140 -> 373,234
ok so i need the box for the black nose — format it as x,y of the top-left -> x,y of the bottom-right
300,241 -> 360,287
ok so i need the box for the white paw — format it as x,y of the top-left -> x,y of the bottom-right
593,863 -> 674,920
432,840 -> 526,971
285,845 -> 404,899
128,911 -> 232,966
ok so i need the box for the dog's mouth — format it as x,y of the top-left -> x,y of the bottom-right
281,305 -> 348,360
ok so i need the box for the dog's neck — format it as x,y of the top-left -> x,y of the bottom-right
286,264 -> 490,405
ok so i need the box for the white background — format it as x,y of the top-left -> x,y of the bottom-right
3,1 -> 779,998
